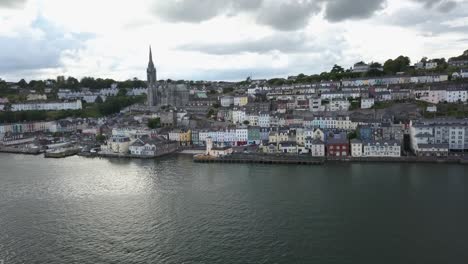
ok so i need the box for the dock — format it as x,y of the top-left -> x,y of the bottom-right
194,153 -> 468,165
44,148 -> 81,158
194,153 -> 325,165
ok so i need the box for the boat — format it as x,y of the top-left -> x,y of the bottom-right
44,147 -> 81,158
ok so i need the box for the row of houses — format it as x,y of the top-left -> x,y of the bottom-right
414,87 -> 468,104
217,110 -> 357,129
341,74 -> 449,87
57,88 -> 148,103
0,100 -> 82,112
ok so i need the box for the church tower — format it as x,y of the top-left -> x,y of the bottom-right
147,46 -> 157,107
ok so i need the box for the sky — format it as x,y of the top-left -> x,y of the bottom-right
0,0 -> 467,82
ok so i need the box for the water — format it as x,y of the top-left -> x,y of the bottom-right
0,153 -> 467,264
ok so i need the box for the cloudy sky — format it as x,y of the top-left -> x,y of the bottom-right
0,0 -> 467,82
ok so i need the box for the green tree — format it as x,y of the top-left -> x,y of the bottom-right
331,64 -> 344,74
117,87 -> 128,97
148,118 -> 161,129
96,134 -> 106,142
95,95 -> 104,104
18,79 -> 28,88
384,56 -> 411,74
243,120 -> 250,125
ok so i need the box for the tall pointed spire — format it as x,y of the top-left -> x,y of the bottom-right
148,45 -> 154,68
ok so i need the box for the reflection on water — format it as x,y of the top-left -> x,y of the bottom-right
0,154 -> 467,264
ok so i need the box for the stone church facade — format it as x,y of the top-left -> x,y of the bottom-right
147,47 -> 189,109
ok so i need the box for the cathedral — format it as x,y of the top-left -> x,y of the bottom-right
147,47 -> 189,109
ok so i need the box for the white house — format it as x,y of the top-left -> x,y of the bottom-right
259,112 -> 270,127
327,99 -> 350,112
425,61 -> 438,69
104,135 -> 131,154
461,69 -> 468,78
220,96 -> 234,107
362,140 -> 401,157
205,137 -> 233,157
361,98 -> 375,109
350,139 -> 363,157
310,139 -> 325,157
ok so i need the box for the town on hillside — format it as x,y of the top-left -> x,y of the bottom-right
1,49 -> 468,162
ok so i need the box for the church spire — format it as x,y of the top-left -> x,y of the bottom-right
148,45 -> 154,68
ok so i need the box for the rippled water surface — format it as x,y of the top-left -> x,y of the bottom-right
0,153 -> 467,263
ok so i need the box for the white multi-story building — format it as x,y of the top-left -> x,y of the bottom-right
362,141 -> 401,157
410,119 -> 468,152
220,96 -> 234,107
248,113 -> 259,126
310,139 -> 325,157
446,89 -> 468,103
327,99 -> 350,112
361,98 -> 375,109
236,128 -> 248,144
259,112 -> 270,127
350,139 -> 363,157
232,108 -> 247,124
309,98 -> 325,112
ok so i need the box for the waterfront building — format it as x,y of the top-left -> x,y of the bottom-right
362,140 -> 401,157
104,135 -> 131,154
310,139 -> 325,157
247,126 -> 261,145
129,136 -> 179,157
326,135 -> 349,157
235,127 -> 248,146
205,137 -> 233,157
410,119 -> 468,152
168,129 -> 191,146
415,143 -> 449,157
278,141 -> 298,154
350,139 -> 363,157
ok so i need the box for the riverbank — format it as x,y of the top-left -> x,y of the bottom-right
0,146 -> 42,155
194,153 -> 468,165
2,148 -> 467,165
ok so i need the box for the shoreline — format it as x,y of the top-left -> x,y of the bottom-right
1,150 -> 467,165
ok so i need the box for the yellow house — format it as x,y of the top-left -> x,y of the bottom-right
234,96 -> 249,106
180,129 -> 192,146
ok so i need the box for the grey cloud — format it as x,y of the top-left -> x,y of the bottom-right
0,0 -> 26,8
324,0 -> 387,22
0,17 -> 92,74
382,2 -> 468,35
256,0 -> 321,31
412,0 -> 458,12
153,0 -> 262,23
437,1 -> 457,12
153,0 -> 386,31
